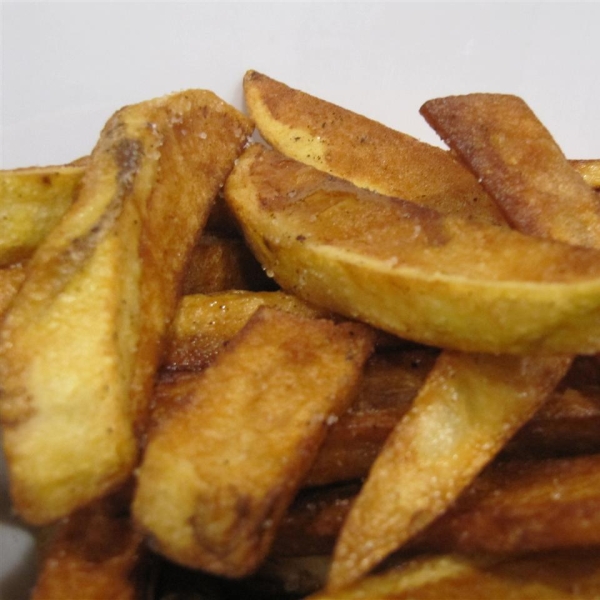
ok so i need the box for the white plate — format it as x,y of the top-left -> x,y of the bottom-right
2,3 -> 600,598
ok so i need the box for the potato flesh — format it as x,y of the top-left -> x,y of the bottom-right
0,90 -> 253,524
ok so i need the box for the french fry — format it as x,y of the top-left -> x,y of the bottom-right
164,290 -> 329,370
224,144 -> 600,355
133,307 -> 375,577
306,356 -> 600,486
277,453 -> 600,558
237,76 -> 600,588
243,71 -> 505,225
308,550 -> 600,600
181,233 -> 274,295
31,487 -> 149,600
0,163 -> 84,267
0,90 -> 253,524
329,94 -> 600,588
420,94 -> 600,246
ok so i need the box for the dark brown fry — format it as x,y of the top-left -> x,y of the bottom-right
420,94 -> 600,246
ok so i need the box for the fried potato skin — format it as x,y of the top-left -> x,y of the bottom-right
225,144 -> 600,355
243,71 -> 505,224
133,307 -> 374,577
0,90 -> 253,524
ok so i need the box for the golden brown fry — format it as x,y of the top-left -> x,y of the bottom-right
415,453 -> 600,555
420,94 -> 600,246
0,163 -> 84,266
0,90 -> 253,524
133,307 -> 374,577
304,349 -> 437,486
309,550 -> 600,600
243,70 -> 505,224
306,355 -> 600,486
225,144 -> 600,355
329,353 -> 571,587
181,233 -> 274,295
164,290 -> 328,370
328,94 -> 600,589
31,488 -> 149,600
278,454 -> 600,557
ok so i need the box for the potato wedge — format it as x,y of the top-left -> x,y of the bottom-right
420,94 -> 600,246
306,355 -> 600,486
328,94 -> 600,588
309,550 -> 600,600
243,70 -> 505,224
0,163 -> 84,267
133,307 -> 374,577
224,144 -> 600,355
0,90 -> 253,524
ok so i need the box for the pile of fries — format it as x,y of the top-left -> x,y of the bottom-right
1,71 -> 600,599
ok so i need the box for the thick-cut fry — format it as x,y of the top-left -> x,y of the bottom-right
133,307 -> 374,577
308,551 -> 600,600
243,70 -> 505,224
225,144 -> 600,355
31,488 -> 149,600
164,290 -> 329,370
306,357 -> 600,486
328,92 -> 600,588
0,164 -> 84,267
277,454 -> 600,558
181,234 -> 274,295
329,352 -> 571,587
420,94 -> 600,246
0,90 -> 253,524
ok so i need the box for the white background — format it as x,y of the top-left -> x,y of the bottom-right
2,2 -> 600,598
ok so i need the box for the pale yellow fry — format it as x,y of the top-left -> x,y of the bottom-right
0,164 -> 84,267
0,90 -> 253,524
328,353 -> 570,587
